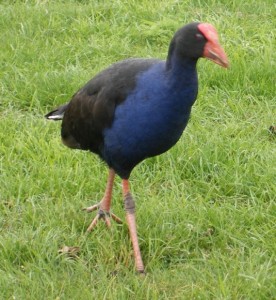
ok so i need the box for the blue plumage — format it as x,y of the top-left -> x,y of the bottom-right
103,59 -> 198,177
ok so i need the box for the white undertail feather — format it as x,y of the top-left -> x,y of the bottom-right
45,103 -> 68,121
46,114 -> 64,120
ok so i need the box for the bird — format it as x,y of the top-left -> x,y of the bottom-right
45,22 -> 229,274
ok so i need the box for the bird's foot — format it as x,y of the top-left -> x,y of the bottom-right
83,203 -> 122,232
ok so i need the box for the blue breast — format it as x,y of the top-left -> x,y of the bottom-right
102,59 -> 198,177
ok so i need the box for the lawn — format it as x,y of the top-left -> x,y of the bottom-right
0,0 -> 275,299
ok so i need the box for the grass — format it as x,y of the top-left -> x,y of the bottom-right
0,0 -> 275,299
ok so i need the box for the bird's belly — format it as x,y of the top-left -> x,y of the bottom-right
102,95 -> 192,175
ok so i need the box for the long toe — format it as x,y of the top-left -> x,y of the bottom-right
86,210 -> 122,232
111,213 -> 123,224
83,203 -> 100,213
86,214 -> 100,232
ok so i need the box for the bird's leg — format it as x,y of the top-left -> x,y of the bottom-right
122,179 -> 145,274
84,169 -> 122,232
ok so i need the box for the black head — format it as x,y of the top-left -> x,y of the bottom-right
167,22 -> 228,68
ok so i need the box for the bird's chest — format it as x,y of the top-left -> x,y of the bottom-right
103,62 -> 198,167
104,79 -> 197,158
130,88 -> 194,147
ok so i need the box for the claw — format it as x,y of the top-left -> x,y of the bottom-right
111,213 -> 123,224
84,203 -> 122,232
82,204 -> 100,213
105,216 -> 112,228
86,214 -> 100,232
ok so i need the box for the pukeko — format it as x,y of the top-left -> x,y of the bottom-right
45,22 -> 228,273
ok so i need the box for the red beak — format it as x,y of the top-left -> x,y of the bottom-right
203,41 -> 229,68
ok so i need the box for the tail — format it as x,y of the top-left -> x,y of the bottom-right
45,103 -> 69,121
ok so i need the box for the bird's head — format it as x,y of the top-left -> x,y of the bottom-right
168,22 -> 229,68
198,23 -> 229,68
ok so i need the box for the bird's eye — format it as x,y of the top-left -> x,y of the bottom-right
195,33 -> 205,40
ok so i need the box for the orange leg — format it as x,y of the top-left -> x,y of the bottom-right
122,179 -> 145,274
84,169 -> 122,232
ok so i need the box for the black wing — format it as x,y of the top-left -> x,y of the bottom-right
60,58 -> 160,155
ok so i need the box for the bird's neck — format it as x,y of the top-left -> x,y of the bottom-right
165,53 -> 198,107
166,52 -> 198,75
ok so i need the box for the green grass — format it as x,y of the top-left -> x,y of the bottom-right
0,0 -> 275,299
